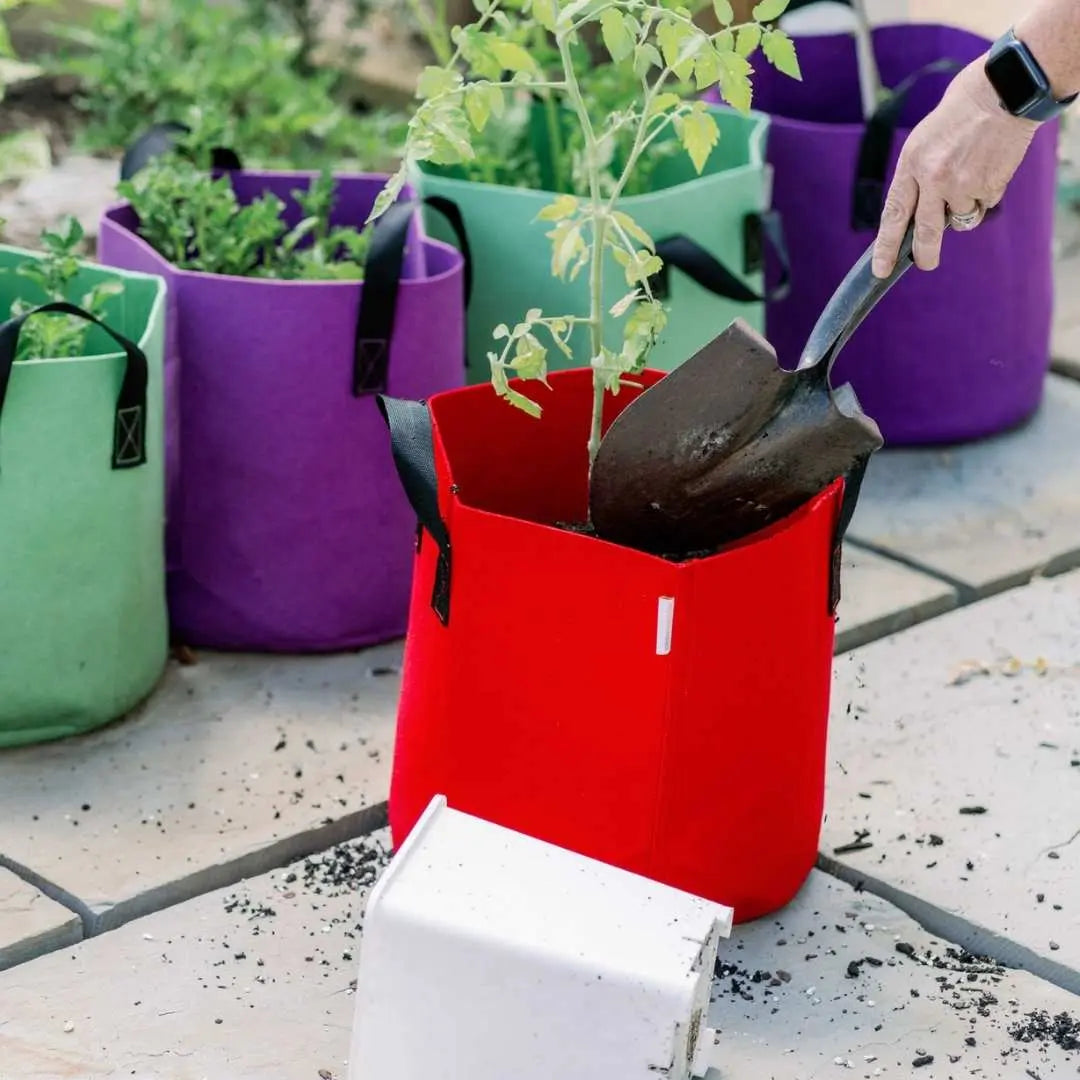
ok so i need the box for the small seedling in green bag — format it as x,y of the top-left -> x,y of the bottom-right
7,216 -> 124,361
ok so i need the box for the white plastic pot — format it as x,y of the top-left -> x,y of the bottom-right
348,796 -> 733,1080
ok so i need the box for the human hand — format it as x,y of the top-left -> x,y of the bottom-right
872,60 -> 1039,278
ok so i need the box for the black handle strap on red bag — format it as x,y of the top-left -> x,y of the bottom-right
375,388 -> 864,622
0,302 -> 149,470
650,210 -> 791,304
851,58 -> 962,230
120,125 -> 474,396
377,395 -> 452,625
830,455 -> 871,614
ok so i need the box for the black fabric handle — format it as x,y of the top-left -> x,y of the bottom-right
852,58 -> 962,230
830,454 -> 870,614
376,395 -> 452,625
354,194 -> 475,395
785,0 -> 853,9
422,195 -> 474,306
0,302 -> 149,470
651,211 -> 790,305
120,122 -> 242,181
120,124 -> 474,397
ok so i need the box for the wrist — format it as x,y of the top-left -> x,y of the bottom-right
960,60 -> 1041,131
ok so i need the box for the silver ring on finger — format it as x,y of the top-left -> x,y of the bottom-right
947,201 -> 985,232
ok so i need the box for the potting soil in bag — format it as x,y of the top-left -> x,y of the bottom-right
0,253 -> 168,747
379,369 -> 851,923
746,23 -> 1058,444
417,105 -> 787,383
98,173 -> 467,652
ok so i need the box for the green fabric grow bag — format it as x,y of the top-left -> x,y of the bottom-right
0,248 -> 168,748
416,105 -> 773,383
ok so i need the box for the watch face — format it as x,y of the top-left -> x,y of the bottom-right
991,45 -> 1042,113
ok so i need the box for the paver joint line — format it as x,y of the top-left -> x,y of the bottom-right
846,537 -> 980,604
0,852 -> 94,931
815,853 -> 1080,1000
83,800 -> 391,937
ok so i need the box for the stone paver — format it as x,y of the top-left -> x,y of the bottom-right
848,374 -> 1080,597
706,870 -> 1080,1080
0,869 -> 80,972
0,831 -> 390,1080
8,843 -> 1079,1080
0,647 -> 400,935
836,547 -> 957,655
823,570 -> 1080,994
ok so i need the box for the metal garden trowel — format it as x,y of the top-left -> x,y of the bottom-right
589,225 -> 915,557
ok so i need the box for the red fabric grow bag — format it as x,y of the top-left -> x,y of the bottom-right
381,368 -> 845,922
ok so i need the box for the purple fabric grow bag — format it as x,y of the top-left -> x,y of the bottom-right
747,24 -> 1059,444
98,172 -> 466,651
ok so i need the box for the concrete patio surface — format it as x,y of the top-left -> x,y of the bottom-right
7,839 -> 1080,1080
5,193 -> 1080,1080
0,832 -> 391,1080
848,374 -> 1080,600
0,645 -> 400,938
835,547 -> 957,655
824,570 -> 1080,997
0,870 -> 80,972
708,871 -> 1080,1079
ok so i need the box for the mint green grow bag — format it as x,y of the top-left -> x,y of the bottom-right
0,249 -> 168,748
416,105 -> 773,382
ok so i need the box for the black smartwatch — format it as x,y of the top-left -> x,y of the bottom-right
985,28 -> 1078,122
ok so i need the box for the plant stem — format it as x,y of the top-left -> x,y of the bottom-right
606,70 -> 668,210
407,0 -> 453,65
558,30 -> 607,467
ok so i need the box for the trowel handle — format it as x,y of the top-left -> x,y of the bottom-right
796,223 -> 915,377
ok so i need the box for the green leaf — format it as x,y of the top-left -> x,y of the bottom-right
752,0 -> 790,21
763,28 -> 801,79
512,333 -> 548,380
612,210 -> 655,251
610,290 -> 642,317
647,91 -> 683,117
656,19 -> 684,69
417,66 -> 462,101
676,104 -> 720,172
735,24 -> 762,57
717,50 -> 754,111
633,42 -> 662,79
549,220 -> 585,278
465,85 -> 491,131
599,9 -> 634,62
712,0 -> 734,24
504,386 -> 543,418
694,47 -> 722,91
367,170 -> 406,224
536,193 -> 579,222
489,38 -> 538,73
675,33 -> 706,81
532,0 -> 558,30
